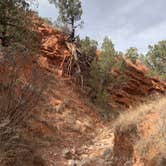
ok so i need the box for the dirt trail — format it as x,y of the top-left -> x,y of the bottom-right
24,72 -> 114,165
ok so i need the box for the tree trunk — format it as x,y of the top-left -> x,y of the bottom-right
0,33 -> 8,47
71,17 -> 75,42
0,24 -> 8,47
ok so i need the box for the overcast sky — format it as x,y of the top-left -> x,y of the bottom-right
38,0 -> 166,53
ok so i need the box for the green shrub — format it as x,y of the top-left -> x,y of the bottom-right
145,41 -> 166,79
89,54 -> 114,104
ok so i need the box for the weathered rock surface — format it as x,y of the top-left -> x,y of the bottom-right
108,59 -> 166,108
38,23 -> 71,75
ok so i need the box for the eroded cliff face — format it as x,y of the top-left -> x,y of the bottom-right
36,23 -> 70,76
108,59 -> 166,109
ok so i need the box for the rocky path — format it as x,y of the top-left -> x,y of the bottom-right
39,123 -> 114,166
24,74 -> 114,166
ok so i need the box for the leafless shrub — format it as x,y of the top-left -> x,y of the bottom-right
0,53 -> 48,165
0,56 -> 44,127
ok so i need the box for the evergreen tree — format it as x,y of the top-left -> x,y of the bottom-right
0,0 -> 28,46
146,41 -> 166,76
49,0 -> 83,42
79,36 -> 98,61
101,36 -> 115,56
89,37 -> 116,103
96,36 -> 116,88
0,0 -> 38,49
75,36 -> 98,81
125,47 -> 139,63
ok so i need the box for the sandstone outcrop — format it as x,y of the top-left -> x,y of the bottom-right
108,59 -> 166,108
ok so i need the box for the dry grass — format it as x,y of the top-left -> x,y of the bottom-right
114,96 -> 166,132
114,96 -> 166,164
0,53 -> 48,166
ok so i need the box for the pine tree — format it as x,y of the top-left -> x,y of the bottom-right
0,0 -> 38,48
49,0 -> 83,42
146,41 -> 166,76
101,36 -> 115,56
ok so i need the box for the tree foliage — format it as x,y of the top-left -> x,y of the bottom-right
74,36 -> 98,83
49,0 -> 83,41
145,41 -> 166,77
89,37 -> 116,104
0,0 -> 27,46
0,0 -> 39,52
79,36 -> 98,61
125,47 -> 140,63
101,36 -> 116,56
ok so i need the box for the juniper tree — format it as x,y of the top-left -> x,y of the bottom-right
79,36 -> 98,60
49,0 -> 83,42
89,37 -> 116,104
101,36 -> 116,56
0,0 -> 38,49
146,41 -> 166,77
0,0 -> 27,46
98,36 -> 116,86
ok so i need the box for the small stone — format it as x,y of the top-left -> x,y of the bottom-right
62,149 -> 73,160
102,147 -> 113,159
68,160 -> 76,166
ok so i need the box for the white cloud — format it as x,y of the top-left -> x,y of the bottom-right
37,0 -> 166,53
